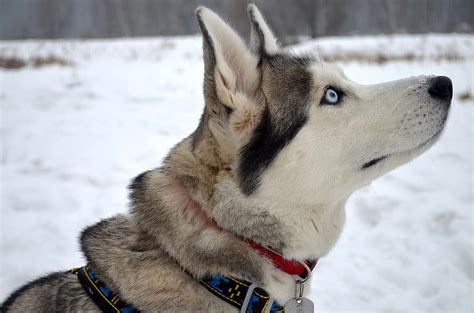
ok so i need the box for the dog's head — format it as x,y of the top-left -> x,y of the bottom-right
195,5 -> 451,208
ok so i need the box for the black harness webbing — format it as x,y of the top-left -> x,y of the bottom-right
70,266 -> 284,313
69,266 -> 138,313
199,273 -> 284,313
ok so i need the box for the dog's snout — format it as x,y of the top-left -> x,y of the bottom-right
428,76 -> 453,100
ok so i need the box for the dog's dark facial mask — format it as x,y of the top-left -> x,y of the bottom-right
194,5 -> 319,196
238,54 -> 315,194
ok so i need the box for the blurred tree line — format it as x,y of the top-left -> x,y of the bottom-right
1,0 -> 472,41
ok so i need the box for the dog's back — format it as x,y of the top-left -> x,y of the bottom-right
1,272 -> 99,312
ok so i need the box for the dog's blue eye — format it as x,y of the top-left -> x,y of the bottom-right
324,88 -> 339,104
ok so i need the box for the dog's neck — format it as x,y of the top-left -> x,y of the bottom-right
208,172 -> 348,260
127,137 -> 347,303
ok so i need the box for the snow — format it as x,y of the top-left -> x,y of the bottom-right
1,34 -> 473,312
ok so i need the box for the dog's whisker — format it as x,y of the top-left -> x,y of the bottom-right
317,43 -> 324,69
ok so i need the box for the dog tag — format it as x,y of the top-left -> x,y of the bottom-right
284,297 -> 314,313
285,274 -> 314,313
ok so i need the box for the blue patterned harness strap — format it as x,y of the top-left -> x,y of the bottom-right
200,273 -> 284,313
69,266 -> 138,313
70,266 -> 283,312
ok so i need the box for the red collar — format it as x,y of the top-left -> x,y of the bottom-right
186,194 -> 317,277
246,239 -> 317,277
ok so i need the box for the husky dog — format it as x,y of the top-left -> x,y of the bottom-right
1,4 -> 452,313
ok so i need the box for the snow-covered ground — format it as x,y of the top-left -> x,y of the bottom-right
1,34 -> 472,311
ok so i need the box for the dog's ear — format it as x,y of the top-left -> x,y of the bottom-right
247,4 -> 279,56
196,7 -> 259,113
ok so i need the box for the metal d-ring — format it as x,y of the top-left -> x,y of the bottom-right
294,262 -> 312,299
295,262 -> 312,284
295,262 -> 311,303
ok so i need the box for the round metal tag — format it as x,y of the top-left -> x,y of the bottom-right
284,297 -> 314,313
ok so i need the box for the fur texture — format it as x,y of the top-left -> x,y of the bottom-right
1,4 -> 451,312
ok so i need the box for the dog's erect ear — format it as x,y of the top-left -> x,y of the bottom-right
247,4 -> 279,56
196,7 -> 259,112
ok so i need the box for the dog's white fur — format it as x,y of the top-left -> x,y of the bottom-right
255,67 -> 445,259
199,6 -> 449,304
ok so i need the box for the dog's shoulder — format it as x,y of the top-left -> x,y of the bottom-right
78,214 -> 236,312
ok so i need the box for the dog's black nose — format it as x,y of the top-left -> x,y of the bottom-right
428,76 -> 453,100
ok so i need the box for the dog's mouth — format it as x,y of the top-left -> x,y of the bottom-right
361,156 -> 387,169
361,128 -> 444,170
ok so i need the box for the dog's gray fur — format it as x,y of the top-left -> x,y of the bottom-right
2,4 -> 451,312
